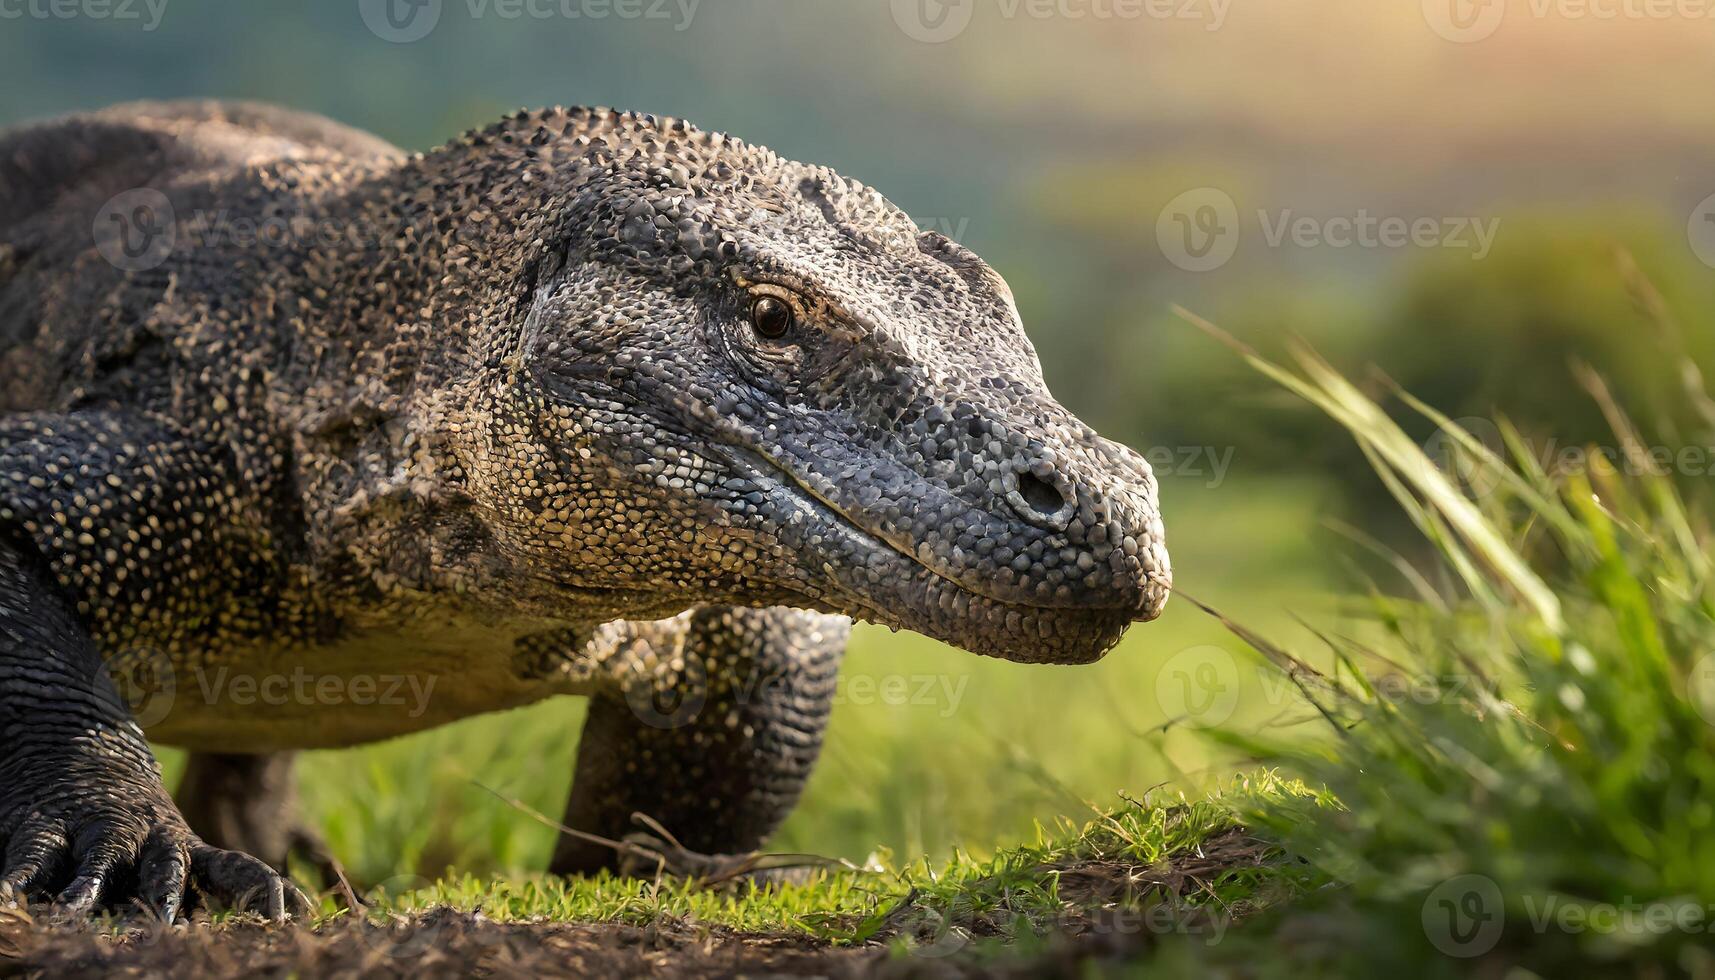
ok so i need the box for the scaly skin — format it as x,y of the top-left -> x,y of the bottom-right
0,100 -> 1169,917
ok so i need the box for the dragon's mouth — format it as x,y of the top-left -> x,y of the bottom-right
719,444 -> 1155,664
720,446 -> 1058,607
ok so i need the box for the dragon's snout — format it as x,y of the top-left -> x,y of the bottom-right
813,412 -> 1170,664
978,426 -> 1172,622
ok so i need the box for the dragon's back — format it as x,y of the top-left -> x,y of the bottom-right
0,100 -> 400,414
0,99 -> 399,232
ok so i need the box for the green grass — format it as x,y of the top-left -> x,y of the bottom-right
322,771 -> 1327,963
1172,322 -> 1715,976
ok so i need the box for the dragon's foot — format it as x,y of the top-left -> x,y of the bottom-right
0,778 -> 309,922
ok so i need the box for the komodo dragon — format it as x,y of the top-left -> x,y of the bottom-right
0,100 -> 1170,920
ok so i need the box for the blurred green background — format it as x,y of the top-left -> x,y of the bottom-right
4,0 -> 1714,883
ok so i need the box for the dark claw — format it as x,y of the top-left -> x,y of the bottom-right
284,880 -> 315,919
57,836 -> 132,915
55,872 -> 107,916
190,843 -> 298,922
136,827 -> 190,922
1,817 -> 69,896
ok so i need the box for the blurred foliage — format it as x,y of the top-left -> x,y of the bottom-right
1372,212 -> 1715,444
1020,166 -> 1715,525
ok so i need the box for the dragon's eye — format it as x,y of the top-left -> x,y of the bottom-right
749,295 -> 795,340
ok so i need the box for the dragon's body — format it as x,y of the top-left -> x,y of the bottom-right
0,101 -> 1168,916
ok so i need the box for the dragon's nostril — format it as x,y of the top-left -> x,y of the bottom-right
1015,471 -> 1068,519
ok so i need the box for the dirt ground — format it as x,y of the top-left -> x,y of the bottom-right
0,831 -> 1281,978
0,907 -> 1176,979
1,907 -> 882,979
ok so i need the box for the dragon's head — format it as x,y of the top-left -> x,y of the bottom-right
453,108 -> 1169,664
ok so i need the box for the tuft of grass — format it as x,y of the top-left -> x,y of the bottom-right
1189,314 -> 1715,976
